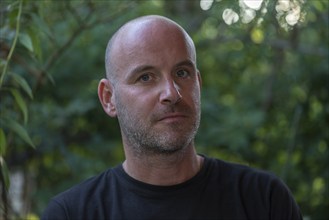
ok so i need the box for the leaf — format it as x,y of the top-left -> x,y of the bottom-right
19,33 -> 34,52
11,88 -> 28,124
31,13 -> 52,39
0,157 -> 10,191
28,27 -> 43,61
11,73 -> 33,99
3,118 -> 35,149
0,129 -> 6,156
46,72 -> 56,85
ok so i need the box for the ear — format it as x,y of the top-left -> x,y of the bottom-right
98,78 -> 117,117
197,70 -> 202,90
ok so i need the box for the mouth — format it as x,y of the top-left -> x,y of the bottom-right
158,113 -> 188,122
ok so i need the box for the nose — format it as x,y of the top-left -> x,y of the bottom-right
159,79 -> 182,105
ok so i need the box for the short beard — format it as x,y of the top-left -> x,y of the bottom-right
116,99 -> 200,157
123,122 -> 198,157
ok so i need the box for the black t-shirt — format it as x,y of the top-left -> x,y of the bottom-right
42,156 -> 302,220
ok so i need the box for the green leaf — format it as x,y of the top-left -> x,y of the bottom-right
46,72 -> 56,85
11,73 -> 33,99
19,33 -> 34,52
4,118 -> 35,149
0,157 -> 10,191
28,27 -> 43,61
0,129 -> 6,156
11,89 -> 28,124
31,13 -> 52,39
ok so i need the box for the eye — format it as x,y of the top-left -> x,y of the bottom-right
176,69 -> 189,78
138,74 -> 151,82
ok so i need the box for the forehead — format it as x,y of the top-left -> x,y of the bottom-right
110,19 -> 196,73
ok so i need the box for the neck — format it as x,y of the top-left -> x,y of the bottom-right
122,144 -> 203,186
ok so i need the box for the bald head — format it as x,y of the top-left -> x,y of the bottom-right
105,15 -> 197,82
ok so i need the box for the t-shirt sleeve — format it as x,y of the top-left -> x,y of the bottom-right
41,198 -> 69,220
269,177 -> 303,220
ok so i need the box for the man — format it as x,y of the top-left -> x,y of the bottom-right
42,15 -> 302,220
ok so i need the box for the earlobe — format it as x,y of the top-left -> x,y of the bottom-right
98,79 -> 117,117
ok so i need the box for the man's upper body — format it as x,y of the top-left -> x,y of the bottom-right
42,15 -> 302,219
42,156 -> 302,220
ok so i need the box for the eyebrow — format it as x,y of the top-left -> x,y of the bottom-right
130,65 -> 155,75
124,65 -> 155,82
173,60 -> 196,70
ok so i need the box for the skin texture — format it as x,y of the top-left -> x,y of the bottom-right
98,15 -> 203,186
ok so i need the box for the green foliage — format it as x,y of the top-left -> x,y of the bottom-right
0,0 -> 328,219
1,0 -> 34,194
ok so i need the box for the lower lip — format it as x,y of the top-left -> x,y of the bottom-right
160,116 -> 186,123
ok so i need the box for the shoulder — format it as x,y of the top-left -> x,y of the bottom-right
204,156 -> 302,219
41,167 -> 118,220
204,156 -> 294,203
57,167 -> 113,200
206,156 -> 279,184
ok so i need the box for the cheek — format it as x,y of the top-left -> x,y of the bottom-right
189,86 -> 202,114
115,87 -> 156,115
184,82 -> 201,102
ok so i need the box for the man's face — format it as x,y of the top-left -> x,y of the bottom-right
110,21 -> 201,155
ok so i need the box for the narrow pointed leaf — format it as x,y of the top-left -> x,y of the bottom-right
4,118 -> 35,149
28,28 -> 43,61
12,73 -> 33,99
0,158 -> 10,191
11,89 -> 28,124
0,129 -> 6,156
19,33 -> 34,52
31,13 -> 52,39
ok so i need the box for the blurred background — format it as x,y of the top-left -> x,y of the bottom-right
0,0 -> 328,219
